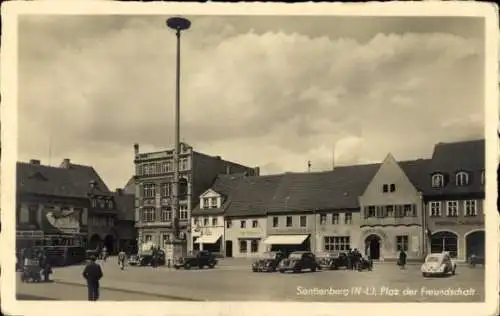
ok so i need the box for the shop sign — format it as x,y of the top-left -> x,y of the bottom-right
435,220 -> 483,226
240,229 -> 261,237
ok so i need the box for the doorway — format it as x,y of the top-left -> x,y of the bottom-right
225,240 -> 233,257
364,234 -> 381,260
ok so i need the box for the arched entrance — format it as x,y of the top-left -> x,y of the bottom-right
104,235 -> 115,254
364,234 -> 381,260
466,230 -> 485,259
430,231 -> 458,258
89,234 -> 101,250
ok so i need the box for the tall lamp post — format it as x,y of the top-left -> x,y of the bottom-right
166,16 -> 191,260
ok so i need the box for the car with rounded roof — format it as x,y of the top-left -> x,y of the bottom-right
421,252 -> 456,277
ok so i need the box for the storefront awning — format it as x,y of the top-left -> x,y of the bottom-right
195,233 -> 222,244
263,235 -> 309,245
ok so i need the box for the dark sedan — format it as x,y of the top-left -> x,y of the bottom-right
316,251 -> 349,270
252,251 -> 286,272
278,251 -> 319,273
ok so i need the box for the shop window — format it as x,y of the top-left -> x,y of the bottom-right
239,240 -> 247,253
250,240 -> 259,253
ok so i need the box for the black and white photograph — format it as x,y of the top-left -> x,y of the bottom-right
1,2 -> 498,316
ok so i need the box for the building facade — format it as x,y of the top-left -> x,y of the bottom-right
192,189 -> 225,253
133,143 -> 258,260
424,140 -> 485,261
358,155 -> 429,260
16,158 -> 120,251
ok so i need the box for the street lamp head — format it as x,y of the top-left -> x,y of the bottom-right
166,17 -> 191,31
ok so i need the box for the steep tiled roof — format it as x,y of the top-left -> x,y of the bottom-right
225,174 -> 284,217
267,164 -> 380,214
424,139 -> 485,196
399,159 -> 432,191
191,173 -> 248,216
17,161 -> 112,198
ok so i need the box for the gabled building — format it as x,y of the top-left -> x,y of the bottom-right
16,158 -> 119,252
423,139 -> 485,261
359,156 -> 430,261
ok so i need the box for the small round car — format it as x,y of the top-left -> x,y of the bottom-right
421,252 -> 456,277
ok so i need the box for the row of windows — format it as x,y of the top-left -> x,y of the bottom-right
140,206 -> 189,222
90,198 -> 114,209
322,235 -> 409,252
319,213 -> 353,225
429,200 -> 478,217
201,197 -> 219,209
193,216 -> 222,227
239,239 -> 259,253
142,180 -> 188,198
272,215 -> 308,228
227,219 -> 260,229
431,171 -> 484,189
88,216 -> 114,227
136,158 -> 190,176
364,204 -> 417,218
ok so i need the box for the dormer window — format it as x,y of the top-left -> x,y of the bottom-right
456,171 -> 469,187
431,173 -> 445,188
210,197 -> 218,208
202,198 -> 210,208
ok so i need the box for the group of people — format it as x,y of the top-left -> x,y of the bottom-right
17,247 -> 52,283
345,248 -> 371,270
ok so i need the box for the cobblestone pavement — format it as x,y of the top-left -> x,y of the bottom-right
16,258 -> 484,302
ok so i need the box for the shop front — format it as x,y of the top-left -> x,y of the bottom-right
263,234 -> 311,256
225,216 -> 267,258
194,227 -> 224,254
427,218 -> 484,261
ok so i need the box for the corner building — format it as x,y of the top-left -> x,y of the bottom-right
133,143 -> 258,260
423,140 -> 485,261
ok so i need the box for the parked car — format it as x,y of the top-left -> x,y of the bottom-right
468,254 -> 484,268
173,250 -> 218,270
278,251 -> 319,273
421,252 -> 457,277
316,251 -> 349,270
128,249 -> 166,267
252,251 -> 287,272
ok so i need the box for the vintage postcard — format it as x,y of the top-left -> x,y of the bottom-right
1,1 -> 498,316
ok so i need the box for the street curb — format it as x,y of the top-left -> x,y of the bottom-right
53,280 -> 200,301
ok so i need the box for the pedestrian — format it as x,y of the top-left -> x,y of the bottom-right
398,249 -> 407,270
82,255 -> 103,301
101,246 -> 108,262
118,249 -> 126,270
39,250 -> 51,282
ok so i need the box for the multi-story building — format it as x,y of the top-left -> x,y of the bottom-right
424,140 -> 485,261
113,188 -> 137,254
133,142 -> 258,260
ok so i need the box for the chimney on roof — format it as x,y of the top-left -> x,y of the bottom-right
225,165 -> 231,174
29,159 -> 40,165
60,158 -> 71,168
253,167 -> 260,176
116,188 -> 123,195
215,156 -> 221,160
134,143 -> 139,155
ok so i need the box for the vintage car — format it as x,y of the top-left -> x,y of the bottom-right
421,252 -> 457,277
252,251 -> 286,272
468,254 -> 485,268
128,249 -> 166,267
173,250 -> 218,270
316,251 -> 349,270
278,251 -> 319,273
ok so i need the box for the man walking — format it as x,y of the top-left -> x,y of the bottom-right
82,255 -> 103,301
398,249 -> 407,270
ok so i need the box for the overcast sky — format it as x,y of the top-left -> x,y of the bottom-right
18,15 -> 485,190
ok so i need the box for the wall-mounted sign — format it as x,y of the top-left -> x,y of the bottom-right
240,229 -> 262,237
435,220 -> 483,226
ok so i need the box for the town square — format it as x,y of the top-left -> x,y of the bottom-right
3,2 -> 496,310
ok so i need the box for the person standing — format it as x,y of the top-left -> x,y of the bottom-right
398,249 -> 407,270
118,250 -> 126,270
101,246 -> 108,262
82,255 -> 103,301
